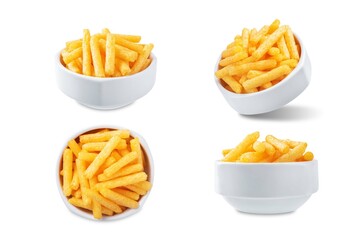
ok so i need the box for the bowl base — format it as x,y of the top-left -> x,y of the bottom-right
77,101 -> 135,110
223,194 -> 312,214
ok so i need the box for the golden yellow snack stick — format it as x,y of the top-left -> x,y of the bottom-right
252,25 -> 288,60
243,65 -> 291,90
103,151 -> 138,177
268,19 -> 280,34
68,197 -> 113,216
223,132 -> 260,162
219,51 -> 248,67
118,59 -> 131,76
85,135 -> 122,179
70,164 -> 79,190
62,148 -> 73,197
66,39 -> 82,51
116,34 -> 141,43
246,70 -> 266,79
83,188 -> 122,213
98,163 -> 143,182
78,150 -> 97,162
242,28 -> 249,53
95,172 -> 147,190
274,142 -> 307,162
76,158 -> 91,206
88,177 -> 102,219
303,151 -> 314,161
133,181 -> 152,191
253,141 -> 266,153
280,59 -> 298,68
63,47 -> 83,65
105,33 -> 116,76
100,188 -> 139,209
67,139 -> 81,158
244,87 -> 258,93
114,35 -> 144,53
82,29 -> 92,76
222,46 -> 242,58
284,26 -> 300,60
80,130 -> 130,143
66,61 -> 81,74
268,47 -> 280,56
90,35 -> 105,77
222,76 -> 242,93
216,59 -> 276,79
250,25 -> 269,45
266,135 -> 290,153
238,152 -> 266,163
113,188 -> 140,201
260,81 -> 273,90
249,28 -> 257,44
130,138 -> 143,168
277,36 -> 290,60
124,185 -> 147,195
131,43 -> 154,74
282,139 -> 301,148
82,139 -> 127,152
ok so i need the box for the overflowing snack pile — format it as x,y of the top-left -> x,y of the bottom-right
222,132 -> 314,163
60,129 -> 152,219
215,19 -> 300,93
61,28 -> 154,77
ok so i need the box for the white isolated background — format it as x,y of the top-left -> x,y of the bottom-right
0,0 -> 358,239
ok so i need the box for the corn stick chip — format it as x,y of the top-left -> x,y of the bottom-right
252,25 -> 287,60
83,188 -> 122,213
223,132 -> 260,162
284,26 -> 300,60
282,139 -> 301,148
95,172 -> 147,190
280,59 -> 298,68
250,25 -> 269,45
249,28 -> 257,44
133,181 -> 152,191
253,141 -> 266,153
266,135 -> 290,153
113,188 -> 140,201
105,33 -> 116,76
80,130 -> 130,143
222,76 -> 242,93
114,35 -> 144,53
69,198 -> 113,216
303,151 -> 314,161
238,152 -> 266,163
91,200 -> 102,219
244,87 -> 258,93
70,164 -> 80,190
116,34 -> 141,43
260,81 -> 273,90
268,19 -> 280,34
78,150 -> 98,162
85,135 -> 122,179
246,70 -> 266,79
124,185 -> 147,195
268,47 -> 280,56
219,51 -> 248,67
76,158 -> 91,206
68,139 -> 81,158
98,163 -> 143,182
242,28 -> 249,53
131,44 -> 154,74
243,65 -> 291,90
103,151 -> 138,177
274,143 -> 307,162
82,139 -> 127,152
62,148 -> 73,197
222,46 -> 242,58
100,188 -> 139,209
82,29 -> 93,76
130,138 -> 143,168
263,142 -> 275,156
277,36 -> 290,60
66,39 -> 82,52
90,35 -> 105,77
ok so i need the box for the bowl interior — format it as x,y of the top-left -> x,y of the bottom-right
57,127 -> 154,220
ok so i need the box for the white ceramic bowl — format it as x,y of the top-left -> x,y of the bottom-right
55,53 -> 157,110
215,35 -> 311,115
56,126 -> 154,221
215,160 -> 318,214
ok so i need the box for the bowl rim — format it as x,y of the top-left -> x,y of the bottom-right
214,33 -> 306,97
56,125 -> 154,221
215,159 -> 317,166
56,52 -> 157,82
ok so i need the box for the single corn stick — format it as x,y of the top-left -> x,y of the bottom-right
68,139 -> 81,158
100,188 -> 139,209
114,35 -> 144,53
253,141 -> 266,153
242,28 -> 249,53
76,158 -> 91,206
238,152 -> 266,163
246,70 -> 266,79
268,47 -> 280,56
95,172 -> 147,190
274,143 -> 307,162
82,139 -> 127,152
70,164 -> 79,190
219,51 -> 248,67
105,33 -> 116,76
222,76 -> 242,93
63,47 -> 83,65
280,59 -> 298,68
252,25 -> 288,60
223,132 -> 260,162
115,34 -> 141,43
78,150 -> 98,162
66,39 -> 82,51
62,148 -> 73,196
284,26 -> 300,60
88,177 -> 102,219
266,135 -> 290,153
103,152 -> 138,177
90,35 -> 105,77
133,181 -> 152,191
68,198 -> 113,216
82,29 -> 92,76
80,130 -> 130,143
113,188 -> 140,201
242,65 -> 291,90
303,151 -> 314,161
222,46 -> 242,58
98,163 -> 143,182
130,138 -> 143,168
268,19 -> 280,34
85,135 -> 122,179
83,188 -> 122,213
125,185 -> 147,195
277,36 -> 290,60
